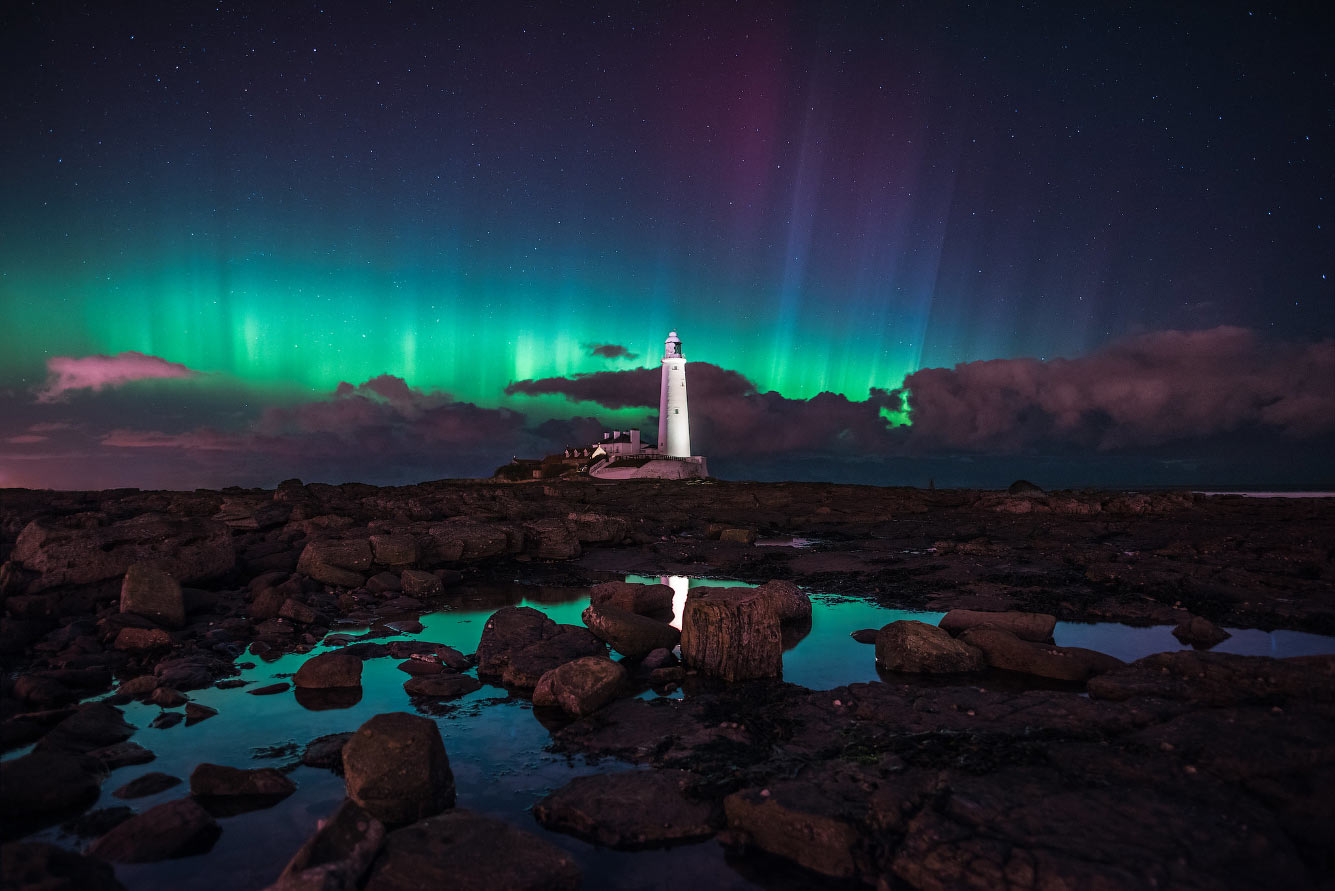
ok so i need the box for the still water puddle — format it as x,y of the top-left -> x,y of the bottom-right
14,577 -> 1335,890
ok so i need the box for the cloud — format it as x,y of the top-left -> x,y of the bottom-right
96,375 -> 540,484
38,351 -> 200,402
892,326 -> 1335,451
508,363 -> 901,457
583,343 -> 639,361
506,362 -> 757,409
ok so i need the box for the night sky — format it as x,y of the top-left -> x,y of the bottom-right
2,1 -> 1331,490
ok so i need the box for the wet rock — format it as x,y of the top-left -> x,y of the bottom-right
113,772 -> 182,799
149,711 -> 183,729
268,799 -> 385,891
532,656 -> 627,717
0,751 -> 103,839
88,797 -> 221,863
475,606 -> 558,679
502,625 -> 606,689
363,808 -> 579,891
754,579 -> 811,623
184,702 -> 218,725
581,605 -> 679,659
34,702 -> 135,755
959,627 -> 1124,682
402,673 -> 482,700
875,620 -> 986,674
112,629 -> 175,658
385,641 -> 469,669
60,805 -> 135,840
190,763 -> 296,814
0,841 -> 127,891
86,741 -> 155,770
589,580 -> 674,615
154,654 -> 233,691
303,732 -> 353,771
399,568 -> 442,598
851,628 -> 878,644
119,563 -> 186,629
640,647 -> 678,672
343,712 -> 455,825
397,658 -> 444,676
533,769 -> 718,848
939,608 -> 1057,642
370,534 -> 418,566
249,683 -> 290,696
1173,615 -> 1232,647
680,587 -> 782,682
294,652 -> 364,688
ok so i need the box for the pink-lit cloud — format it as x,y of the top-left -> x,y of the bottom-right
893,326 -> 1335,451
37,351 -> 200,402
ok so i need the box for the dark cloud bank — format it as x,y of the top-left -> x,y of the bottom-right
4,328 -> 1331,490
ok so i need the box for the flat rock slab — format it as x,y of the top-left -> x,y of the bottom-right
939,608 -> 1056,642
534,769 -> 719,848
363,808 -> 579,891
403,673 -> 482,700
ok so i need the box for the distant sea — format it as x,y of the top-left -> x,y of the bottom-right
1192,490 -> 1335,498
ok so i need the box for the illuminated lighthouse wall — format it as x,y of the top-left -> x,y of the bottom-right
658,331 -> 691,458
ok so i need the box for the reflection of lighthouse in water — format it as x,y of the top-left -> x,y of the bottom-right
658,331 -> 691,458
663,575 -> 690,630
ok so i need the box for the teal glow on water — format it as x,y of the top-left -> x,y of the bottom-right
13,578 -> 1335,890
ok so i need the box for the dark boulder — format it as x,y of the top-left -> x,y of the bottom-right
939,609 -> 1057,642
1173,615 -> 1232,648
33,703 -> 134,755
754,579 -> 811,623
502,625 -> 606,689
581,605 -> 679,659
475,606 -> 557,679
589,581 -> 674,615
87,798 -> 220,863
532,657 -> 627,717
119,563 -> 185,629
294,652 -> 364,689
875,621 -> 985,674
342,712 -> 455,826
0,751 -> 103,839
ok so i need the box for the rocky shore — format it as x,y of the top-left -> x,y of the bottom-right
1,479 -> 1333,889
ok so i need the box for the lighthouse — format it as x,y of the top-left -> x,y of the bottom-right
658,331 -> 691,457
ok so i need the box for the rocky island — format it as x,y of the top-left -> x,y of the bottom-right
2,479 -> 1333,890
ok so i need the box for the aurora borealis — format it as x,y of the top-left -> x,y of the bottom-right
1,1 -> 1331,489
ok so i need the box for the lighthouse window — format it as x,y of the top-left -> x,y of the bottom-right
674,409 -> 679,414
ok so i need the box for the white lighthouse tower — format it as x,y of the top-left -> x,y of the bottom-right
658,331 -> 691,457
